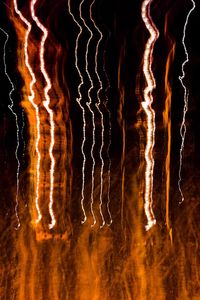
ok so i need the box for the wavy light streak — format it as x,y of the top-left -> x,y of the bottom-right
68,0 -> 87,224
178,0 -> 196,203
80,0 -> 96,226
13,0 -> 42,225
31,0 -> 56,229
141,0 -> 159,231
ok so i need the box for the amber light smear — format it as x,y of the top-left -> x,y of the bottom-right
141,0 -> 159,231
118,47 -> 126,229
31,0 -> 56,229
163,15 -> 176,242
13,0 -> 42,225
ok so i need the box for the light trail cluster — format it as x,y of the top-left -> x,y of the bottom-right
2,0 -> 195,233
68,0 -> 112,227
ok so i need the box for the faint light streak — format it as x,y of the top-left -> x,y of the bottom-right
21,109 -> 26,165
141,0 -> 158,231
103,32 -> 112,226
118,47 -> 126,230
13,0 -> 42,225
163,15 -> 176,243
80,0 -> 96,226
0,27 -> 20,229
68,0 -> 87,224
178,0 -> 196,204
90,0 -> 105,228
31,0 -> 56,229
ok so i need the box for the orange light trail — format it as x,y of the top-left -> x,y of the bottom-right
13,0 -> 42,225
31,0 -> 56,229
141,0 -> 159,231
163,15 -> 175,241
68,0 -> 87,224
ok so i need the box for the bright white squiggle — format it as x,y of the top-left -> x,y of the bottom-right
0,27 -> 20,229
102,30 -> 112,226
80,0 -> 96,226
31,0 -> 56,229
141,0 -> 159,231
178,0 -> 196,203
68,0 -> 87,223
90,0 -> 105,228
13,0 -> 42,225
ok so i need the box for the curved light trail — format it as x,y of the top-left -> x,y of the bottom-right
79,0 -> 96,226
0,27 -> 21,229
31,0 -> 56,229
141,0 -> 159,231
178,0 -> 196,203
90,0 -> 105,228
13,0 -> 42,225
68,0 -> 87,224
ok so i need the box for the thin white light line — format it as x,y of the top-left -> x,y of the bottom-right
68,0 -> 87,224
0,27 -> 21,229
80,0 -> 96,226
90,0 -> 105,228
178,0 -> 196,203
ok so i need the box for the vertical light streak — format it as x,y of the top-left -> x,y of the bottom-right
90,1 -> 105,227
178,0 -> 196,203
68,0 -> 87,224
0,27 -> 20,229
103,35 -> 112,225
13,0 -> 42,224
141,0 -> 159,231
80,0 -> 96,226
31,0 -> 56,229
163,15 -> 176,242
118,48 -> 126,229
21,109 -> 26,165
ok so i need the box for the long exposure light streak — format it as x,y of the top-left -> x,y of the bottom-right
163,14 -> 175,242
141,0 -> 159,231
178,0 -> 196,204
21,109 -> 26,165
68,0 -> 87,224
90,0 -> 105,228
31,0 -> 56,229
13,0 -> 42,225
80,0 -> 96,226
0,27 -> 20,229
103,33 -> 112,225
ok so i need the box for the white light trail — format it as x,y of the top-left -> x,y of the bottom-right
13,0 -> 42,225
68,0 -> 87,224
80,0 -> 96,226
31,0 -> 56,229
90,0 -> 105,228
178,0 -> 196,203
141,0 -> 159,231
0,27 -> 20,229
